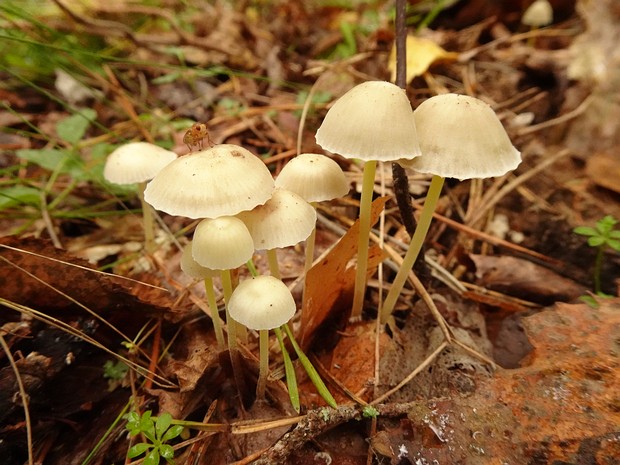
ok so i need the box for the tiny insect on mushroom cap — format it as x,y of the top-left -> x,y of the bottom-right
191,216 -> 255,270
275,153 -> 349,203
236,188 -> 317,251
103,142 -> 178,184
180,242 -> 217,280
315,80 -> 421,162
522,0 -> 553,27
144,144 -> 275,219
398,94 -> 521,180
228,276 -> 296,330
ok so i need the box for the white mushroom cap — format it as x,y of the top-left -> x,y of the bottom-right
228,275 -> 296,330
315,81 -> 421,162
180,242 -> 217,279
144,144 -> 275,219
237,188 -> 317,251
522,0 -> 553,27
192,216 -> 254,270
399,94 -> 521,180
103,142 -> 177,184
275,153 -> 349,202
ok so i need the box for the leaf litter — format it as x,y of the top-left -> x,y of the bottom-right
0,0 -> 619,464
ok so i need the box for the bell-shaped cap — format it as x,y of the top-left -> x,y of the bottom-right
399,94 -> 521,180
275,153 -> 349,202
180,242 -> 217,279
228,275 -> 296,330
144,144 -> 275,219
522,0 -> 553,27
192,216 -> 254,270
237,188 -> 316,250
103,142 -> 177,184
315,81 -> 421,162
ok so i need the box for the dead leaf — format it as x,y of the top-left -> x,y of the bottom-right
388,35 -> 458,84
471,254 -> 586,304
586,150 -> 620,194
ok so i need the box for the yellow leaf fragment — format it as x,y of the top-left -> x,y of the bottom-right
389,35 -> 458,83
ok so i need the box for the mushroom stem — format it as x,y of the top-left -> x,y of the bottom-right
381,174 -> 445,323
204,275 -> 225,349
351,160 -> 377,318
221,269 -> 237,350
304,221 -> 317,275
138,182 -> 156,253
256,329 -> 269,400
267,249 -> 281,279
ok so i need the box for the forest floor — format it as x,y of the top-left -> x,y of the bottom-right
0,1 -> 619,464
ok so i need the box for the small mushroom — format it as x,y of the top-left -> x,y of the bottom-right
522,0 -> 553,28
237,188 -> 317,279
228,275 -> 296,398
316,81 -> 421,318
103,142 -> 177,253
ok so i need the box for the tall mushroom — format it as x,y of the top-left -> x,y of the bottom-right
381,93 -> 521,322
103,142 -> 177,253
315,81 -> 421,318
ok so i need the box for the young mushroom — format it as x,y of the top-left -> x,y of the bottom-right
275,153 -> 349,274
237,188 -> 317,279
191,216 -> 255,351
180,242 -> 225,349
228,275 -> 296,399
381,93 -> 521,322
315,81 -> 421,318
522,0 -> 553,29
103,142 -> 177,253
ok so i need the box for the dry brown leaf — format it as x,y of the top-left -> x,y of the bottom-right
471,253 -> 586,304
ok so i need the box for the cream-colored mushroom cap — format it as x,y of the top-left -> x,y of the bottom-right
144,144 -> 275,219
315,81 -> 421,162
103,142 -> 177,184
228,276 -> 296,330
180,242 -> 217,279
399,94 -> 521,180
275,153 -> 349,202
522,0 -> 553,27
192,216 -> 254,270
237,188 -> 317,251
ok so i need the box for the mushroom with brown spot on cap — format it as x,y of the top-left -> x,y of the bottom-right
144,144 -> 274,219
103,142 -> 177,253
315,81 -> 422,318
381,93 -> 521,322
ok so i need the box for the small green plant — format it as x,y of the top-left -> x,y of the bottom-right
103,359 -> 129,391
125,411 -> 184,465
362,405 -> 379,419
574,215 -> 620,297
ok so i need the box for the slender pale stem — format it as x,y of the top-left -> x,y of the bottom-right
304,226 -> 317,275
220,269 -> 237,350
138,182 -> 155,253
203,276 -> 225,349
267,248 -> 281,279
256,329 -> 269,400
381,175 -> 445,323
351,160 -> 378,318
